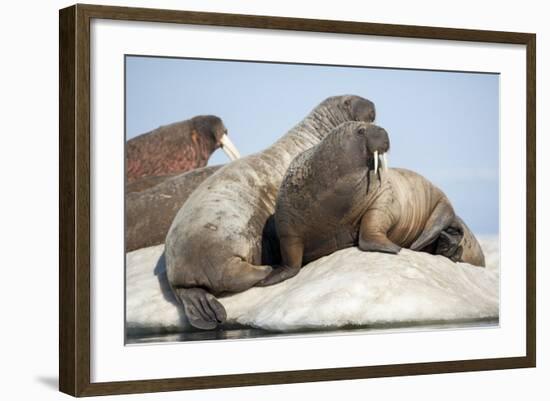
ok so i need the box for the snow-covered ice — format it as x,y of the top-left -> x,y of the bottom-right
126,236 -> 499,336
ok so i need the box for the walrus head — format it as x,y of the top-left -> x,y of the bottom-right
329,121 -> 390,175
364,124 -> 390,176
193,115 -> 241,161
311,121 -> 390,198
319,95 -> 376,125
342,95 -> 376,123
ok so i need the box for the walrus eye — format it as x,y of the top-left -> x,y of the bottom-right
357,127 -> 366,136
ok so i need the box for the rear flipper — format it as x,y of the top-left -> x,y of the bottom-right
174,287 -> 227,330
452,216 -> 485,267
434,223 -> 464,262
174,259 -> 273,330
410,198 -> 455,251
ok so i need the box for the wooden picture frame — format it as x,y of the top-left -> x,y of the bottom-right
59,3 -> 536,397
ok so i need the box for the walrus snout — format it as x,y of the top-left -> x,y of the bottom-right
364,125 -> 390,175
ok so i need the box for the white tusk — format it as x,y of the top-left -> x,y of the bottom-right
382,153 -> 388,171
374,150 -> 379,176
219,134 -> 241,161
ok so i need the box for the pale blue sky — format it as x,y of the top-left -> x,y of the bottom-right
126,56 -> 499,234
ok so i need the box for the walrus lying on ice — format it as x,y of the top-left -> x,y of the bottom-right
165,95 -> 376,330
260,121 -> 485,286
125,165 -> 222,252
126,115 -> 240,183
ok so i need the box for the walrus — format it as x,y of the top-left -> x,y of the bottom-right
165,95 -> 376,330
126,115 -> 240,183
125,165 -> 222,252
260,121 -> 484,286
126,174 -> 178,194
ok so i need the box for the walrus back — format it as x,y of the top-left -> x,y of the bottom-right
274,149 -> 317,235
165,150 -> 298,291
385,168 -> 449,247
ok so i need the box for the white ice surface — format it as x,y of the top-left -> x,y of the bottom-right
126,236 -> 499,335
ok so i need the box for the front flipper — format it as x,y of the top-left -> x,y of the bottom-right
256,236 -> 303,287
174,287 -> 227,330
359,234 -> 401,254
256,264 -> 301,287
358,208 -> 401,254
410,198 -> 455,251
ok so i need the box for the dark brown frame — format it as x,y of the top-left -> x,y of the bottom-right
59,3 -> 536,397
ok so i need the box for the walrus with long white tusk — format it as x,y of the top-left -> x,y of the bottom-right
126,115 -> 239,184
260,121 -> 484,286
165,95 -> 376,330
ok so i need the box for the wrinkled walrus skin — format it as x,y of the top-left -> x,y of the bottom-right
165,95 -> 376,330
126,115 -> 234,183
125,165 -> 222,252
263,122 -> 484,286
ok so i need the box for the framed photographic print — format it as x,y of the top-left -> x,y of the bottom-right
59,3 -> 536,397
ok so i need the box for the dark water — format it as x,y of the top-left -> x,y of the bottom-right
126,317 -> 499,345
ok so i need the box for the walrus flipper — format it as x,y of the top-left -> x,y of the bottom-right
175,260 -> 273,330
358,234 -> 401,254
256,236 -> 303,287
410,198 -> 455,251
256,265 -> 301,287
451,216 -> 486,267
434,222 -> 465,261
358,208 -> 401,254
174,287 -> 227,330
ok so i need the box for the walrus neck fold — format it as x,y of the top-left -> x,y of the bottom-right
265,103 -> 352,163
307,103 -> 351,140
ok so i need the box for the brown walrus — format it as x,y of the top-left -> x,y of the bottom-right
126,115 -> 240,183
260,121 -> 484,286
126,174 -> 179,194
165,95 -> 376,330
125,165 -> 222,252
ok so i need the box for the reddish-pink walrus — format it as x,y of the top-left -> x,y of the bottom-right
126,115 -> 239,183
